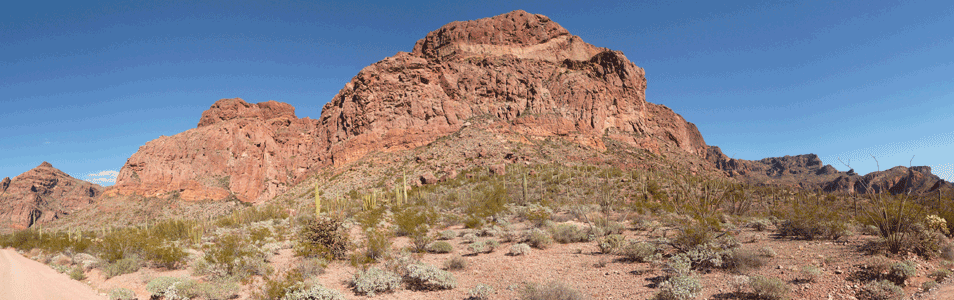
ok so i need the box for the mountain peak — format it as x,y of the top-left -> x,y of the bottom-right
197,98 -> 297,127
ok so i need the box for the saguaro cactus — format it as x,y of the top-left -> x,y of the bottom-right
315,182 -> 321,217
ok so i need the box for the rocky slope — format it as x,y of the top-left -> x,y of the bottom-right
0,162 -> 103,229
706,146 -> 953,194
112,10 -> 710,202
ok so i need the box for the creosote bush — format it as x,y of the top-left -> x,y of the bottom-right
620,241 -> 657,262
526,228 -> 553,249
749,275 -> 790,300
444,256 -> 468,271
550,223 -> 590,244
857,280 -> 903,300
520,281 -> 585,300
426,241 -> 454,253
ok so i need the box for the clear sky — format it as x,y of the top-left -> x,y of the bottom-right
2,0 -> 952,185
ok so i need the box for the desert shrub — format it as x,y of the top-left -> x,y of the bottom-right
297,217 -> 349,260
723,248 -> 767,274
69,266 -> 86,281
663,254 -> 692,277
749,275 -> 790,300
406,263 -> 457,291
730,275 -> 750,297
886,260 -> 916,286
202,234 -> 270,279
426,241 -> 454,253
393,205 -> 435,252
620,241 -> 657,262
520,281 -> 585,300
440,230 -> 456,240
462,233 -> 478,244
282,285 -> 346,300
191,280 -> 239,300
597,234 -> 626,254
551,223 -> 590,243
467,239 -> 499,254
922,280 -> 939,291
104,256 -> 142,278
108,288 -> 137,300
748,219 -> 771,231
72,253 -> 99,271
591,217 -> 624,237
799,265 -> 822,283
653,275 -> 701,300
147,276 -> 198,300
299,257 -> 328,278
774,198 -> 848,240
444,256 -> 468,271
468,283 -> 494,300
509,243 -> 532,256
759,246 -> 777,257
671,223 -> 715,252
929,268 -> 951,282
360,227 -> 393,262
526,228 -> 553,249
258,270 -> 305,300
351,267 -> 401,296
857,280 -> 903,300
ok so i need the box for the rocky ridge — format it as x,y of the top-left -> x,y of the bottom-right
111,10 -> 710,202
706,146 -> 953,194
0,162 -> 103,229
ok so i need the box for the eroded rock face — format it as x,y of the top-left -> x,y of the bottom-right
110,98 -> 325,202
319,10 -> 708,165
0,162 -> 103,229
113,10 -> 710,202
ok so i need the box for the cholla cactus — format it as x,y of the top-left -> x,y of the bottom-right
926,215 -> 949,234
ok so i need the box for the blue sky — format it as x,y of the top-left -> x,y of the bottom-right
2,0 -> 952,185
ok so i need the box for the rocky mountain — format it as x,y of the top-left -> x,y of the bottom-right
111,10 -> 710,202
706,146 -> 953,194
0,162 -> 103,229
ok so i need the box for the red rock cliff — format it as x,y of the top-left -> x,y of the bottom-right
0,162 -> 103,229
113,10 -> 709,202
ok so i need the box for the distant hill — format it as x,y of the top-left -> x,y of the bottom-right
0,162 -> 102,229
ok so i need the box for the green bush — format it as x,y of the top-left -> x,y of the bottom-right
468,283 -> 494,300
282,285 -> 346,300
799,265 -> 822,282
147,276 -> 197,300
69,266 -> 86,281
653,275 -> 701,300
723,249 -> 767,274
444,256 -> 468,271
509,243 -> 531,256
551,223 -> 590,244
520,281 -> 585,300
297,217 -> 349,260
620,241 -> 657,262
108,288 -> 137,300
351,267 -> 401,296
749,275 -> 790,300
929,268 -> 951,282
439,230 -> 456,240
671,223 -> 716,252
393,205 -> 435,252
406,263 -> 457,291
202,234 -> 270,278
922,280 -> 939,291
258,270 -> 304,300
104,256 -> 141,279
526,229 -> 553,249
857,280 -> 903,300
886,260 -> 916,286
426,241 -> 454,253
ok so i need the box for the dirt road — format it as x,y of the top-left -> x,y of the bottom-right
0,248 -> 105,300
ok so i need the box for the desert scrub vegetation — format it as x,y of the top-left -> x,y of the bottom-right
520,280 -> 585,300
857,280 -> 904,300
653,275 -> 701,300
426,241 -> 454,253
296,216 -> 349,260
748,275 -> 790,300
509,243 -> 531,256
351,267 -> 401,296
405,262 -> 457,290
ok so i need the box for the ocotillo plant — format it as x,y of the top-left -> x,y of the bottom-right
315,182 -> 321,217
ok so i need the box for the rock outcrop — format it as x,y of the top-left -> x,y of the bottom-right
0,162 -> 103,229
112,10 -> 710,202
707,146 -> 952,194
110,99 -> 325,202
318,10 -> 708,164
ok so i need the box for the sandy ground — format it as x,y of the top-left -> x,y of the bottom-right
0,248 -> 105,300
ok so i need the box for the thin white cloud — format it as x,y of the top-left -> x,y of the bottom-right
88,170 -> 120,177
86,170 -> 119,185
